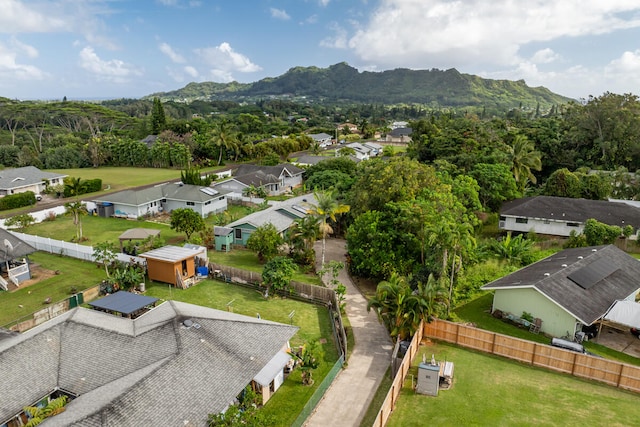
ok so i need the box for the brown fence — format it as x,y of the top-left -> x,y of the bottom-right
423,319 -> 640,394
371,320 -> 424,427
4,284 -> 101,333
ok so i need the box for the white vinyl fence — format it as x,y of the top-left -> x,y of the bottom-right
11,231 -> 145,264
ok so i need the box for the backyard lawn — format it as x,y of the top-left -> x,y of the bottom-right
387,341 -> 640,427
0,252 -> 107,326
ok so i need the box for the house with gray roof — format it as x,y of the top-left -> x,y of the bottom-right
337,142 -> 371,160
92,183 -> 228,219
214,164 -> 304,197
0,166 -> 67,197
385,127 -> 412,143
499,196 -> 640,237
308,133 -> 333,147
226,193 -> 316,246
0,300 -> 297,427
481,245 -> 640,338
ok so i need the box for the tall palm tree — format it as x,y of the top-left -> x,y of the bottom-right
508,134 -> 542,192
306,190 -> 350,268
367,273 -> 413,341
289,215 -> 320,252
210,120 -> 237,165
65,200 -> 88,241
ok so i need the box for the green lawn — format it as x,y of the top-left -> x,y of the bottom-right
0,252 -> 108,326
387,342 -> 640,427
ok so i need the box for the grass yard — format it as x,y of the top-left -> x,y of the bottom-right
21,214 -> 184,247
144,279 -> 339,426
0,252 -> 108,326
387,341 -> 640,427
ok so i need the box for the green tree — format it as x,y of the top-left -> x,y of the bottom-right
210,119 -> 237,165
261,255 -> 296,297
287,215 -> 320,266
290,340 -> 322,386
508,134 -> 542,192
64,200 -> 87,241
169,208 -> 205,240
583,218 -> 621,246
180,166 -> 212,186
246,223 -> 283,262
469,163 -> 519,212
307,190 -> 350,268
64,176 -> 83,198
92,241 -> 117,277
150,97 -> 166,134
3,213 -> 35,230
483,232 -> 535,266
23,395 -> 68,427
543,168 -> 582,198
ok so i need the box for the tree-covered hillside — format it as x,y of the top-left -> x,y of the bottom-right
146,62 -> 573,111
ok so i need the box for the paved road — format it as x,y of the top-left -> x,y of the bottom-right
305,239 -> 393,427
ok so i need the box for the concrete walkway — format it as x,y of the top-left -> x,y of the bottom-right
305,239 -> 393,427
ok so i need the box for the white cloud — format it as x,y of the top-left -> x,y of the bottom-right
318,0 -> 330,6
320,22 -> 348,49
0,41 -> 46,80
531,48 -> 559,64
184,65 -> 199,78
348,0 -> 640,69
159,42 -> 185,63
10,37 -> 38,58
194,42 -> 261,82
78,46 -> 142,83
270,8 -> 290,20
0,0 -> 68,32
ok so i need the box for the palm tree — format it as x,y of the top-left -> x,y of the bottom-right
210,120 -> 237,165
65,200 -> 88,241
64,177 -> 82,198
306,190 -> 350,268
289,215 -> 320,251
508,134 -> 542,192
242,184 -> 258,204
367,273 -> 413,341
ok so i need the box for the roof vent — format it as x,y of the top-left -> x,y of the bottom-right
591,248 -> 597,252
578,256 -> 583,259
561,264 -> 568,268
183,319 -> 193,328
544,273 -> 550,276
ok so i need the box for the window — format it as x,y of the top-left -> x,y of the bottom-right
567,222 -> 579,227
499,216 -> 506,221
205,201 -> 211,205
235,229 -> 242,239
543,220 -> 550,224
186,201 -> 195,206
515,217 -> 528,224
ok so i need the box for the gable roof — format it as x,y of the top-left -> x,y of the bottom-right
0,166 -> 67,191
139,245 -> 203,263
235,164 -> 304,179
308,132 -> 333,141
0,230 -> 36,262
232,170 -> 281,187
226,193 -> 315,233
93,184 -> 224,207
293,155 -> 331,166
0,301 -> 298,427
500,196 -> 640,228
482,245 -> 640,325
387,127 -> 412,137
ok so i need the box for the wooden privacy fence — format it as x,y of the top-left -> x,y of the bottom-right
424,318 -> 640,394
372,320 -> 424,427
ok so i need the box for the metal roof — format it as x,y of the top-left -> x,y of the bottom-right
139,245 -> 202,262
253,351 -> 291,387
88,291 -> 159,315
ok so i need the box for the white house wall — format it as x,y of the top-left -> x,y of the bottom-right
491,288 -> 579,337
500,216 -> 583,237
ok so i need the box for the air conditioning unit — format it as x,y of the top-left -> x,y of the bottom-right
499,221 -> 505,229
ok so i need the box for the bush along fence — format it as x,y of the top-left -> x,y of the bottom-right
3,284 -> 100,332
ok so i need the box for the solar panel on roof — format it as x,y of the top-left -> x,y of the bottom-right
567,257 -> 618,289
291,205 -> 308,214
200,187 -> 218,196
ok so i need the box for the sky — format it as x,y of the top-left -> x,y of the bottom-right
2,0 -> 640,101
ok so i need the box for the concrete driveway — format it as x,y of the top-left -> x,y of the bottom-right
594,325 -> 640,358
304,238 -> 393,427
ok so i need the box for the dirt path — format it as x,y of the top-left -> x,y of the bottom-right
305,239 -> 392,427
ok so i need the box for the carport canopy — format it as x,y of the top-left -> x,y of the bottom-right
118,228 -> 161,251
89,291 -> 159,316
603,300 -> 640,329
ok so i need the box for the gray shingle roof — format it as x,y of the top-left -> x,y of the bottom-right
482,245 -> 640,324
0,166 -> 66,191
226,193 -> 316,233
93,184 -> 227,206
1,229 -> 36,262
500,196 -> 640,228
235,164 -> 304,179
0,301 -> 298,427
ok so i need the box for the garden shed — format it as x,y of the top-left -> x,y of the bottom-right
118,228 -> 161,252
139,245 -> 204,288
214,226 -> 234,252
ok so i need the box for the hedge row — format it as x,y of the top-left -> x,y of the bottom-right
63,178 -> 102,197
0,191 -> 36,211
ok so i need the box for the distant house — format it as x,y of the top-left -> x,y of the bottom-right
92,183 -> 228,219
337,142 -> 371,160
363,142 -> 383,156
308,133 -> 333,147
481,245 -> 640,338
0,300 -> 297,426
499,196 -> 640,237
0,166 -> 66,197
226,193 -> 316,246
390,121 -> 408,129
214,164 -> 304,197
338,123 -> 359,133
385,127 -> 412,143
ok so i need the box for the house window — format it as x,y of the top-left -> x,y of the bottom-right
219,196 -> 224,200
499,216 -> 506,221
543,220 -> 550,224
186,201 -> 195,206
515,218 -> 528,224
567,222 -> 579,227
205,201 -> 211,205
235,229 -> 242,239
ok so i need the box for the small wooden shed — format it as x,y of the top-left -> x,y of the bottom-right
140,245 -> 203,288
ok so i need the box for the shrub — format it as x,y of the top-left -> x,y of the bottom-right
0,191 -> 36,210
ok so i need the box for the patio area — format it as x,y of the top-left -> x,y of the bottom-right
593,325 -> 640,358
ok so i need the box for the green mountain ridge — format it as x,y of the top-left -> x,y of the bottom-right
146,62 -> 574,110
